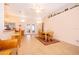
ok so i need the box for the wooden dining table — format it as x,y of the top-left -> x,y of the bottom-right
44,32 -> 53,42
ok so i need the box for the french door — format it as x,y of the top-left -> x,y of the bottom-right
25,24 -> 35,35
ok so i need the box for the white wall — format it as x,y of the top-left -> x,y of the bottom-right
44,7 -> 79,46
0,4 -> 4,32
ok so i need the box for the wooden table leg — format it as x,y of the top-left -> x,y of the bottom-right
45,34 -> 47,42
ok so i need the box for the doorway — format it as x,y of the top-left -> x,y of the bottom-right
25,24 -> 35,35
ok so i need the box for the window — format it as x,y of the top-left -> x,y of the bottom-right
26,24 -> 30,33
32,24 -> 35,33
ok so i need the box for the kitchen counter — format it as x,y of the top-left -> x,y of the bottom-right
0,30 -> 15,40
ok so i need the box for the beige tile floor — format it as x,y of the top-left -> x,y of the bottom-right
18,35 -> 79,55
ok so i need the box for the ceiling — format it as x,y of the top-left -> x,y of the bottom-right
5,3 -> 79,20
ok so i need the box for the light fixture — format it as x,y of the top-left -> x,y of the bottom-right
20,19 -> 25,22
32,4 -> 43,13
36,9 -> 41,13
36,17 -> 42,24
36,20 -> 42,24
20,15 -> 25,22
19,11 -> 26,22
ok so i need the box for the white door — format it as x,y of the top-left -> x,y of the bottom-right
25,24 -> 35,35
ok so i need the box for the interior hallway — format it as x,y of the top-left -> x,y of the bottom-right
18,35 -> 79,55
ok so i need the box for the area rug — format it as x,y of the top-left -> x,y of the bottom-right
36,37 -> 60,46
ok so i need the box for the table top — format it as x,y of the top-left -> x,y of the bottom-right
0,31 -> 15,40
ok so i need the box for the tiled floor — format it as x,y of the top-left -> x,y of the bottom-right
18,35 -> 79,55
